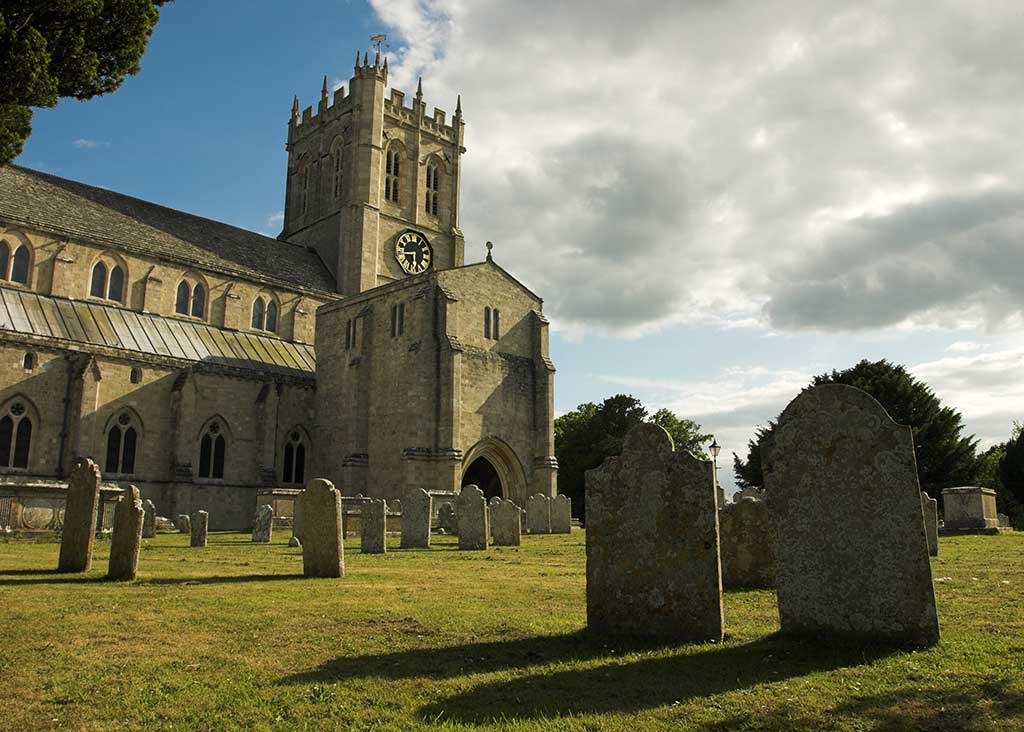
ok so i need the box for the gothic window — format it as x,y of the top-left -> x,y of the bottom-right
90,261 -> 106,297
3,242 -> 31,284
198,421 -> 226,479
251,298 -> 265,329
266,300 -> 278,333
130,367 -> 142,384
89,259 -> 126,302
0,401 -> 33,469
332,146 -> 343,199
301,166 -> 310,216
22,352 -> 35,370
425,161 -> 439,215
390,302 -> 405,337
492,308 -> 500,340
175,278 -> 207,319
104,412 -> 138,475
108,264 -> 125,301
385,147 -> 400,203
191,282 -> 206,318
0,240 -> 8,280
484,306 -> 491,339
282,430 -> 307,485
175,281 -> 190,314
251,296 -> 279,333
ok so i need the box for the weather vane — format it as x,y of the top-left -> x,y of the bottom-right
370,34 -> 387,57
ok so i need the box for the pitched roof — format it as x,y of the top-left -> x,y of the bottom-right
0,285 -> 316,377
0,165 -> 336,295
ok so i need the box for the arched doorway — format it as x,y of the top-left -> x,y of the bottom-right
462,456 -> 502,500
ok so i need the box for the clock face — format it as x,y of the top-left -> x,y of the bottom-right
395,231 -> 433,275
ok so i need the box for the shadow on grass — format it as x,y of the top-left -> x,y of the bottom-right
0,572 -> 304,586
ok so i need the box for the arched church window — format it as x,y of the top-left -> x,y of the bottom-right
108,264 -> 125,301
130,367 -> 142,384
191,282 -> 206,318
250,295 -> 279,333
23,352 -> 35,370
0,240 -> 8,280
105,412 -> 138,475
251,297 -> 265,329
90,261 -> 107,297
175,281 -> 190,314
9,244 -> 30,284
266,300 -> 278,333
0,401 -> 33,469
282,430 -> 307,485
483,306 -> 491,339
385,147 -> 400,203
198,421 -> 226,479
492,308 -> 500,340
425,161 -> 439,215
175,278 -> 206,319
89,259 -> 126,302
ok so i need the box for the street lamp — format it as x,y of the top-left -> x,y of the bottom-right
709,439 -> 721,460
709,438 -> 721,502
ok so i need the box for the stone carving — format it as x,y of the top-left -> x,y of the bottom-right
401,488 -> 431,549
252,504 -> 274,543
141,499 -> 156,539
762,384 -> 940,646
190,510 -> 208,548
361,498 -> 387,554
456,484 -> 488,550
491,498 -> 522,546
176,514 -> 191,534
438,502 -> 457,534
921,492 -> 939,556
297,479 -> 344,577
58,458 -> 102,573
527,494 -> 551,534
107,485 -> 144,581
551,495 -> 571,534
586,423 -> 723,641
719,497 -> 774,588
942,486 -> 999,530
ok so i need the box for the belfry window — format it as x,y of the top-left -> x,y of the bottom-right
251,296 -> 279,333
1,240 -> 31,285
390,302 -> 405,337
89,260 -> 126,302
332,147 -> 343,199
0,401 -> 33,469
198,421 -> 226,480
385,147 -> 400,203
105,412 -> 139,475
301,167 -> 310,215
175,279 -> 206,319
425,161 -> 439,215
282,430 -> 307,485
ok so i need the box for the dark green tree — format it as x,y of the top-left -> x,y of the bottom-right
650,408 -> 714,459
732,423 -> 774,490
997,422 -> 1024,528
0,1 -> 170,165
733,359 -> 979,499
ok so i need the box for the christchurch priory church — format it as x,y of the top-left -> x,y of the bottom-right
0,53 -> 557,530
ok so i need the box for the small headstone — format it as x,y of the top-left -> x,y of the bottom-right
527,494 -> 552,534
292,499 -> 303,543
155,516 -> 176,532
297,479 -> 344,577
586,424 -> 723,641
491,499 -> 522,546
141,499 -> 156,539
107,485 -> 144,581
401,488 -> 432,549
762,384 -> 940,646
288,536 -> 302,548
176,514 -> 191,534
252,504 -> 274,543
58,458 -> 102,573
998,513 -> 1011,529
551,495 -> 572,534
190,510 -> 208,548
456,484 -> 488,550
438,502 -> 457,534
361,498 -> 387,554
719,497 -> 775,589
921,492 -> 939,556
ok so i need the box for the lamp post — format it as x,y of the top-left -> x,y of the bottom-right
709,438 -> 722,504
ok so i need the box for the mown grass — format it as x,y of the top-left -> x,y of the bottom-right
0,530 -> 1021,732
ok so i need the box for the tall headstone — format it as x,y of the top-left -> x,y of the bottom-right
491,499 -> 522,546
551,495 -> 572,534
58,458 -> 102,573
762,384 -> 940,646
176,514 -> 191,534
252,504 -> 274,543
456,484 -> 488,550
141,499 -> 156,539
527,494 -> 551,534
921,492 -> 939,556
438,502 -> 456,534
401,488 -> 432,549
719,497 -> 775,589
107,485 -> 144,581
297,479 -> 344,577
190,510 -> 208,548
586,424 -> 723,641
292,498 -> 303,543
361,498 -> 387,554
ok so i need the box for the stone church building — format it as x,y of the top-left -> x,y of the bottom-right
0,54 -> 557,531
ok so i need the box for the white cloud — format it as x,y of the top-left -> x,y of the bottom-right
261,210 -> 284,236
370,0 -> 1024,338
72,138 -> 110,150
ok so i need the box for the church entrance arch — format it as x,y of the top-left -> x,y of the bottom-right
460,437 -> 528,505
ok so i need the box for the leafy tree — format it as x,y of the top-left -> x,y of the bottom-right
650,408 -> 713,459
0,1 -> 170,165
733,359 -> 979,499
997,422 -> 1024,528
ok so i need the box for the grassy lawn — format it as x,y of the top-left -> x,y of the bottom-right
0,530 -> 1021,732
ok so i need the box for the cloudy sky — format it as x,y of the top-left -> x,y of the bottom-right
19,1 -> 1024,493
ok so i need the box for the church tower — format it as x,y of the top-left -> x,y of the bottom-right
280,52 -> 466,296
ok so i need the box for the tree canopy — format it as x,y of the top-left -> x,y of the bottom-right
732,359 -> 979,499
1,1 -> 170,165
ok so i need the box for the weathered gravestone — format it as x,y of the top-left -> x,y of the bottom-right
401,488 -> 432,549
288,536 -> 302,548
297,479 -> 344,577
438,502 -> 457,534
585,423 -> 723,641
998,513 -> 1011,529
551,494 -> 572,534
141,499 -> 156,539
457,484 -> 488,550
58,458 -> 102,573
190,510 -> 208,548
361,498 -> 387,554
108,485 -> 144,581
176,514 -> 191,534
527,494 -> 551,534
762,384 -> 940,646
921,492 -> 939,557
942,486 -> 999,531
292,498 -> 303,543
491,499 -> 522,546
252,504 -> 274,543
719,497 -> 775,589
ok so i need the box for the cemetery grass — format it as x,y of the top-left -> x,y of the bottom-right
0,533 -> 1022,732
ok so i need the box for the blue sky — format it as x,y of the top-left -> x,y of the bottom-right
18,1 -> 1024,494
